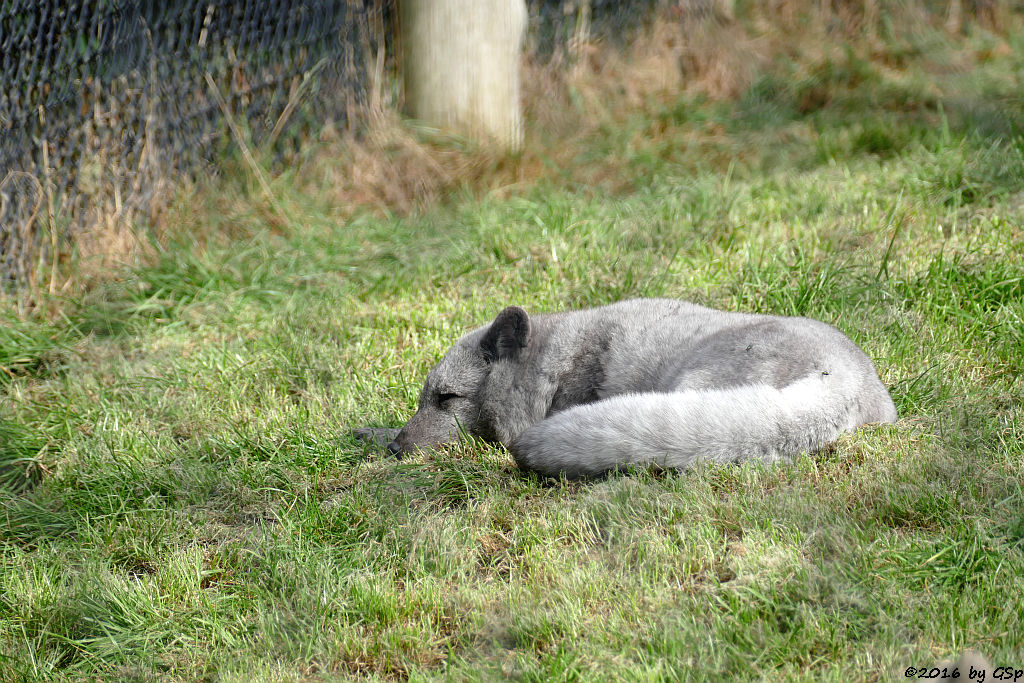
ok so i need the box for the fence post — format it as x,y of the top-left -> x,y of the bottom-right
400,0 -> 528,151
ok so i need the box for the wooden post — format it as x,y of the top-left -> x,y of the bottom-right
400,0 -> 527,151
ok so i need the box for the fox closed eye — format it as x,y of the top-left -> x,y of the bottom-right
437,392 -> 462,407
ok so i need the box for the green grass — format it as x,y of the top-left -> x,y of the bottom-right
3,27 -> 1024,682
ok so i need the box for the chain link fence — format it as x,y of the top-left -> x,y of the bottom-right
0,0 -> 665,289
1,0 -> 392,289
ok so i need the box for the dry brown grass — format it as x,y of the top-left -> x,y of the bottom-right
305,113 -> 514,216
2,78 -> 177,310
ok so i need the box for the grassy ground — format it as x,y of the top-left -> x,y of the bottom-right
3,18 -> 1024,682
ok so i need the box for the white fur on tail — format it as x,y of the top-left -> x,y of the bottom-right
511,375 -> 858,479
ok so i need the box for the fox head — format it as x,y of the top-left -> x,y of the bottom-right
386,306 -> 535,457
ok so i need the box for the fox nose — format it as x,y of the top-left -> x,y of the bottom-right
386,441 -> 403,458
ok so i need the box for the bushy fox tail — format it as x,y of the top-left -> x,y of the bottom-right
510,374 -> 895,479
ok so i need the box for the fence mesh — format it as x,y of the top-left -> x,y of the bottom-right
0,0 -> 663,289
0,0 -> 391,287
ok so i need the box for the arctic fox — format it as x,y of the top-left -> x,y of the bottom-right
356,299 -> 897,479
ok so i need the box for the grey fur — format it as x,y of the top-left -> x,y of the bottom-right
360,299 -> 897,479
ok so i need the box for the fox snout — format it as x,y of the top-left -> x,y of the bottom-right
384,431 -> 445,457
384,406 -> 461,457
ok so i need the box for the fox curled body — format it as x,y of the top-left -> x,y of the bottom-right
355,298 -> 897,479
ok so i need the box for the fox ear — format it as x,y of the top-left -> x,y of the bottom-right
481,306 -> 530,362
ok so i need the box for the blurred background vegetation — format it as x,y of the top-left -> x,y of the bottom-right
1,0 -> 1020,302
